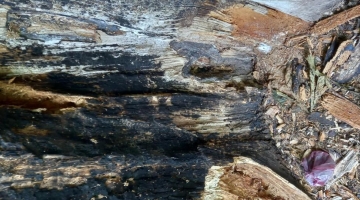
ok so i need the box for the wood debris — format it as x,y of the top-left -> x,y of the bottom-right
332,42 -> 360,84
312,4 -> 360,35
323,40 -> 354,76
336,185 -> 359,199
265,106 -> 279,117
326,149 -> 359,188
321,93 -> 360,129
263,12 -> 360,196
203,156 -> 311,200
211,4 -> 310,41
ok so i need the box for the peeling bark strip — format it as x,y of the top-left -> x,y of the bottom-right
321,93 -> 360,129
312,4 -> 360,35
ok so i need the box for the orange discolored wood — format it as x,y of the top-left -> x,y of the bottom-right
312,4 -> 360,35
211,4 -> 310,40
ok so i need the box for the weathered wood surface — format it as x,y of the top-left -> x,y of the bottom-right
204,157 -> 311,199
0,0 -> 333,199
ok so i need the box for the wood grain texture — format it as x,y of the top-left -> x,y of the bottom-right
312,4 -> 360,35
0,0 -> 314,199
321,93 -> 360,129
203,157 -> 311,200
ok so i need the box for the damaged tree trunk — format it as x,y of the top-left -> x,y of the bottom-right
2,0 -> 357,199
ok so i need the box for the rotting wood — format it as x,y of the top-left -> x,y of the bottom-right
311,4 -> 360,35
0,0 -> 358,199
323,40 -> 354,75
321,93 -> 360,129
0,0 -> 282,196
203,156 -> 311,200
0,81 -> 87,112
333,42 -> 360,83
210,4 -> 310,41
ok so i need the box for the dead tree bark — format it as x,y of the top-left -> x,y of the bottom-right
0,0 -> 331,199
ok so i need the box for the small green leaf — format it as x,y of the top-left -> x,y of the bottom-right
272,90 -> 291,106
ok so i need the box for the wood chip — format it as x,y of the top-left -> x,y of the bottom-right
276,115 -> 284,124
7,77 -> 15,84
337,185 -> 359,199
321,93 -> 360,129
299,85 -> 307,101
312,4 -> 360,35
319,131 -> 327,141
326,149 -> 359,188
329,149 -> 341,163
276,124 -> 286,132
348,164 -> 357,180
290,139 -> 299,145
323,40 -> 354,75
317,190 -> 324,199
308,138 -> 316,147
265,106 -> 279,117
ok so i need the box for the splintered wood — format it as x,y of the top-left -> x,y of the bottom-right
210,4 -> 309,40
321,93 -> 360,129
312,4 -> 360,35
326,149 -> 359,188
0,81 -> 87,111
323,40 -> 354,76
203,157 -> 311,200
